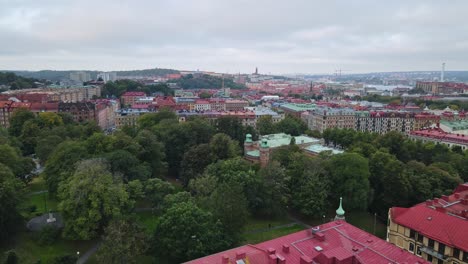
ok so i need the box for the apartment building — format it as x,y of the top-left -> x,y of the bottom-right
388,183 -> 468,264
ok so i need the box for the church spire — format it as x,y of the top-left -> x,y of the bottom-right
334,197 -> 345,221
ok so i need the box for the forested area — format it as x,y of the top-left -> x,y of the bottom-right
0,107 -> 465,263
0,72 -> 40,90
169,74 -> 247,90
101,80 -> 174,98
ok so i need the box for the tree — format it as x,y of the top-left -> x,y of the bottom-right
207,182 -> 248,242
215,116 -> 246,145
44,141 -> 89,194
8,108 -> 35,137
106,150 -> 151,182
58,159 -> 131,240
275,115 -> 307,136
0,144 -> 34,179
256,115 -> 276,135
180,144 -> 215,186
96,218 -> 148,264
135,130 -> 167,177
152,202 -> 230,262
209,133 -> 240,161
138,109 -> 177,130
257,161 -> 290,216
35,135 -> 63,162
144,178 -> 175,208
328,153 -> 370,210
38,112 -> 63,128
199,91 -> 211,99
0,163 -> 24,243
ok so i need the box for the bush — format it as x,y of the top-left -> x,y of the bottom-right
37,225 -> 60,245
51,255 -> 78,264
3,250 -> 18,264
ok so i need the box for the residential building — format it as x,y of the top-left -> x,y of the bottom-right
69,71 -> 91,83
225,99 -> 249,111
190,99 -> 211,111
121,91 -> 146,106
280,103 -> 316,117
58,102 -> 96,123
115,109 -> 150,128
307,108 -> 355,133
187,211 -> 427,264
409,127 -> 468,150
416,81 -> 468,95
388,183 -> 468,264
97,72 -> 117,82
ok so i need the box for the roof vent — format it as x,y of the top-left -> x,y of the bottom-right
352,246 -> 359,252
311,226 -> 320,234
282,244 -> 290,253
427,216 -> 432,221
314,246 -> 323,252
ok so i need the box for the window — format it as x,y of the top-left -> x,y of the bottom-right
417,233 -> 423,243
416,246 -> 422,256
453,248 -> 460,259
409,242 -> 415,253
464,251 -> 468,262
427,255 -> 433,262
428,238 -> 435,248
437,259 -> 443,264
438,243 -> 445,255
410,229 -> 416,239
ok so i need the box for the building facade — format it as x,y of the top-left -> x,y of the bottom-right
388,184 -> 468,264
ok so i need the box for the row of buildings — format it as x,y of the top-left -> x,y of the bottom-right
0,99 -> 118,130
0,85 -> 102,103
302,107 -> 441,134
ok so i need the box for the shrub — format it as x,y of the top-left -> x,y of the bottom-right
37,225 -> 60,245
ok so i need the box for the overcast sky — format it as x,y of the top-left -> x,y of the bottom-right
1,0 -> 467,74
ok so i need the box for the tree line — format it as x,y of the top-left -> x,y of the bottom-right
1,107 -> 465,263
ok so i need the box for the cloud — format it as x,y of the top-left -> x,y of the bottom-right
0,0 -> 467,73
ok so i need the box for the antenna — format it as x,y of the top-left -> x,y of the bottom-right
441,62 -> 445,82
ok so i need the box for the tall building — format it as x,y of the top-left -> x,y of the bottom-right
69,72 -> 91,83
388,183 -> 468,264
97,72 -> 117,82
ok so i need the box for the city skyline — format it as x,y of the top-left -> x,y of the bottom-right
1,0 -> 468,74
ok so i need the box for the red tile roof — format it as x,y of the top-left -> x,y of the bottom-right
391,184 -> 468,251
410,128 -> 468,144
121,91 -> 146,97
185,221 -> 427,264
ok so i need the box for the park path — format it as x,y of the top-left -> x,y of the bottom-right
77,241 -> 101,264
29,190 -> 48,195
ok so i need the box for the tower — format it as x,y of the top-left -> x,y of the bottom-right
255,67 -> 258,75
259,138 -> 270,167
244,134 -> 254,153
441,62 -> 445,82
334,197 -> 345,221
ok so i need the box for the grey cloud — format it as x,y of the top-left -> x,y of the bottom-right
0,0 -> 467,73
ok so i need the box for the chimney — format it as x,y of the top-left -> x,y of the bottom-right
300,256 -> 313,264
221,255 -> 229,264
315,232 -> 325,242
236,251 -> 246,260
441,195 -> 449,202
267,248 -> 276,255
269,254 -> 278,264
282,244 -> 290,253
277,254 -> 286,264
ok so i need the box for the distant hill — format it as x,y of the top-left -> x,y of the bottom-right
11,68 -> 180,82
169,74 -> 247,89
0,71 -> 41,90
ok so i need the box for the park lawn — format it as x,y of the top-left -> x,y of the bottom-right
20,192 -> 59,217
5,231 -> 96,264
243,216 -> 292,232
135,211 -> 159,233
27,176 -> 47,193
242,224 -> 305,244
345,211 -> 387,239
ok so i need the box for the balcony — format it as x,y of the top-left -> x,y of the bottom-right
420,246 -> 447,260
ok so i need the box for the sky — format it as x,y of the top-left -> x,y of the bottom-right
1,0 -> 468,74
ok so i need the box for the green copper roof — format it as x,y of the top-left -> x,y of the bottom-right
280,103 -> 316,112
336,197 -> 345,216
260,133 -> 319,148
246,150 -> 260,157
260,139 -> 269,148
245,134 -> 253,143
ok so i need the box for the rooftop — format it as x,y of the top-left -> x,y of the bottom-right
280,103 -> 316,112
185,221 -> 428,264
391,184 -> 468,251
440,120 -> 468,131
410,128 -> 468,145
260,133 -> 319,148
304,145 -> 344,155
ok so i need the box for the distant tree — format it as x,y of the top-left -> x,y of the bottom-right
275,115 -> 307,136
199,92 -> 211,99
180,144 -> 215,186
8,108 -> 35,137
152,202 -> 230,262
209,133 -> 240,161
215,116 -> 246,144
256,115 -> 276,135
58,160 -> 131,239
96,218 -> 148,264
137,109 -> 177,130
38,112 -> 63,128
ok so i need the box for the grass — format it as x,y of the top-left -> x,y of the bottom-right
346,211 -> 387,239
27,176 -> 47,193
243,216 -> 292,232
242,224 -> 305,244
2,231 -> 96,264
135,211 -> 160,233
